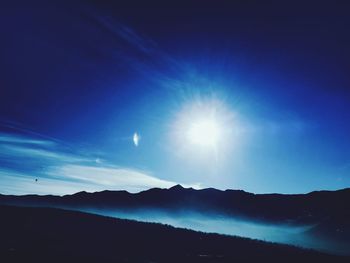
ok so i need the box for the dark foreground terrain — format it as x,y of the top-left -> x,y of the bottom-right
0,205 -> 348,263
1,186 -> 350,255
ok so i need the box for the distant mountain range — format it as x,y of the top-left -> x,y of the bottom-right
0,205 -> 349,263
1,185 -> 349,255
1,185 -> 349,223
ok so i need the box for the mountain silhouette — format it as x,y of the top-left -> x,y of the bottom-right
1,186 -> 349,223
1,186 -> 349,255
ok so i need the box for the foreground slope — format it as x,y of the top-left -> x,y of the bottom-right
1,186 -> 349,251
0,205 -> 348,263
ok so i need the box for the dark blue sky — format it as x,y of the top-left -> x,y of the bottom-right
0,0 -> 349,195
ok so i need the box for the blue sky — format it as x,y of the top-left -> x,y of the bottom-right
0,1 -> 349,195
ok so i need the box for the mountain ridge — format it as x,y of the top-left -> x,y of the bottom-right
1,185 -> 349,228
2,184 -> 349,197
1,186 -> 349,256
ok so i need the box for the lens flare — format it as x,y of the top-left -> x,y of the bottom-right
133,132 -> 140,147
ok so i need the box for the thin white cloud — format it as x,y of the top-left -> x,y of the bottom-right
0,133 -> 54,146
0,171 -> 106,196
47,164 -> 178,193
94,16 -> 157,55
0,132 -> 188,195
0,144 -> 91,163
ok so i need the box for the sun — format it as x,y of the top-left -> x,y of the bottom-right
187,118 -> 221,148
170,97 -> 237,158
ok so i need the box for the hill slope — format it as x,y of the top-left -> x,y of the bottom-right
0,205 -> 348,263
1,186 -> 349,255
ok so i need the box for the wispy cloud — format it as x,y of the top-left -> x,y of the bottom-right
0,133 -> 54,146
90,14 -> 181,86
48,164 -> 176,193
0,171 -> 95,196
0,132 -> 179,195
0,144 -> 90,163
95,16 -> 157,55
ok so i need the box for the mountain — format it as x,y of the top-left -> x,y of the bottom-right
0,205 -> 348,263
1,186 -> 349,255
1,185 -> 349,223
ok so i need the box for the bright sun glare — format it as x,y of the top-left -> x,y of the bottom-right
187,118 -> 221,147
172,97 -> 236,157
